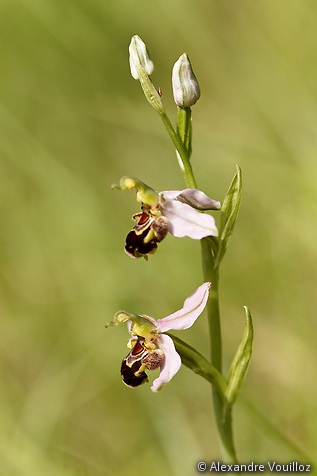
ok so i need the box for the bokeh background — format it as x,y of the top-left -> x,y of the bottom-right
1,0 -> 317,474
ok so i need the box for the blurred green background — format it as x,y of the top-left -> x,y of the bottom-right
1,0 -> 317,474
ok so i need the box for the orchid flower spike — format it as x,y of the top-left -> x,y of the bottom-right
112,176 -> 221,259
106,282 -> 211,391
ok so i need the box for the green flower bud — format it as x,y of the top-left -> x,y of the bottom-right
129,35 -> 154,80
172,53 -> 201,107
129,35 -> 164,113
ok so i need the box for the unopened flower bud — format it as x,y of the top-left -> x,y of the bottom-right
128,35 -> 164,113
172,53 -> 201,107
129,35 -> 154,80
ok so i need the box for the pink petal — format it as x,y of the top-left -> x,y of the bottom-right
156,282 -> 211,332
160,190 -> 182,201
160,189 -> 220,210
176,189 -> 221,210
162,200 -> 218,239
151,334 -> 181,392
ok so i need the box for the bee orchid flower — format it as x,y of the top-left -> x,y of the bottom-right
112,176 -> 220,259
106,282 -> 211,392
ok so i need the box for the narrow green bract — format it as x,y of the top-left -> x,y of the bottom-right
167,333 -> 227,399
215,165 -> 242,268
225,306 -> 254,408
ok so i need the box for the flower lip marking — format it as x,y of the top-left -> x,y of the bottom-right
121,336 -> 165,388
124,212 -> 169,259
120,337 -> 149,388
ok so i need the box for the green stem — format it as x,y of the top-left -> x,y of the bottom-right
161,103 -> 237,461
159,111 -> 197,188
201,238 -> 238,463
176,106 -> 192,159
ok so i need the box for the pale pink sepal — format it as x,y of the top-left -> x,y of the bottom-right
177,189 -> 221,210
151,334 -> 182,392
161,189 -> 220,211
162,200 -> 218,239
156,282 -> 211,333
